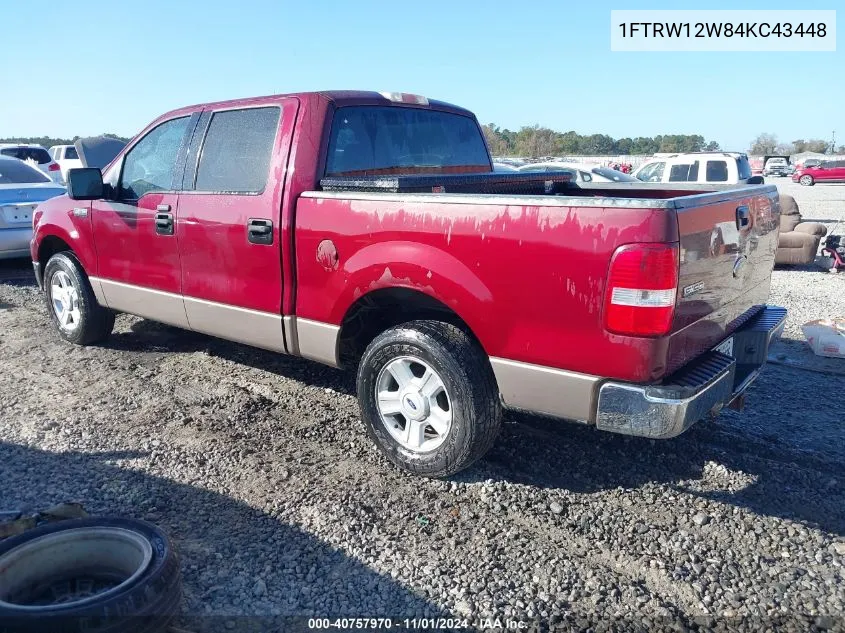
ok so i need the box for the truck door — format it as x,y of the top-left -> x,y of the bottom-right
90,114 -> 198,328
175,99 -> 298,352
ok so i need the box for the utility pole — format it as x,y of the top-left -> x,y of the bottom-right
832,130 -> 836,154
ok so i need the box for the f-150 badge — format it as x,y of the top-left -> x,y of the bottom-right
682,281 -> 704,298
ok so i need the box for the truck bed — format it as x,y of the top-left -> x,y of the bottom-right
295,182 -> 780,387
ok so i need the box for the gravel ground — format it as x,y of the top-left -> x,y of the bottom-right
1,180 -> 844,632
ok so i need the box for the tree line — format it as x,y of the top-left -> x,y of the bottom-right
747,133 -> 842,156
482,124 -> 720,157
483,125 -> 844,158
0,134 -> 131,148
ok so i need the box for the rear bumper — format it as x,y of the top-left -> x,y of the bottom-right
595,306 -> 787,439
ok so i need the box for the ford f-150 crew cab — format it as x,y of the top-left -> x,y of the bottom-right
31,91 -> 786,477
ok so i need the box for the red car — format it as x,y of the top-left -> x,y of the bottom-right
793,160 -> 845,185
31,90 -> 786,477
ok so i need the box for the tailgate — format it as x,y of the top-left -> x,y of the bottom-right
666,185 -> 780,372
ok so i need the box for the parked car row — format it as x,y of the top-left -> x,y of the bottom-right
0,144 -> 62,183
792,160 -> 845,186
632,152 -> 761,185
516,161 -> 638,183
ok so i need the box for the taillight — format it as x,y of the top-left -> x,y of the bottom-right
48,163 -> 60,171
604,243 -> 679,337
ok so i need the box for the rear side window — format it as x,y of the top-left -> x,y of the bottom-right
706,160 -> 728,182
65,146 -> 79,160
325,106 -> 490,176
194,107 -> 280,193
0,147 -> 51,164
0,159 -> 50,183
668,162 -> 699,182
736,157 -> 752,179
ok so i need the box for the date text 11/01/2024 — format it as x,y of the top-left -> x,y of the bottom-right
617,22 -> 827,38
307,618 -> 528,630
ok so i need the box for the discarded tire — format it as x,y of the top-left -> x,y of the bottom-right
0,517 -> 181,633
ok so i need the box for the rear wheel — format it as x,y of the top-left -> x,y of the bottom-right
357,320 -> 502,477
44,252 -> 115,345
799,175 -> 814,186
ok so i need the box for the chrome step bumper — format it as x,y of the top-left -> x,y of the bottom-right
595,306 -> 787,439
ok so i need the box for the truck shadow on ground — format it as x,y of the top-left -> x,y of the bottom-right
470,371 -> 845,537
0,442 -> 448,631
112,318 -> 845,538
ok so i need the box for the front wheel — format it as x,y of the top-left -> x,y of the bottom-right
799,175 -> 815,186
357,320 -> 503,477
44,252 -> 115,345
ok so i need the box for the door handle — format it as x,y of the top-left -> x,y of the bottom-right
155,211 -> 174,236
735,205 -> 750,230
247,218 -> 273,245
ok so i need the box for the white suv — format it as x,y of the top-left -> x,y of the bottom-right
0,144 -> 62,183
48,144 -> 84,183
633,152 -> 755,185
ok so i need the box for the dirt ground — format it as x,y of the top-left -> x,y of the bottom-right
1,179 -> 843,632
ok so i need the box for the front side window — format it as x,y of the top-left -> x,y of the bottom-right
325,106 -> 490,176
194,107 -> 280,193
119,117 -> 190,199
706,160 -> 728,182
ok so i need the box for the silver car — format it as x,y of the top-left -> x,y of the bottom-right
0,157 -> 66,259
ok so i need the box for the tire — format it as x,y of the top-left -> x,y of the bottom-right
357,320 -> 503,477
43,252 -> 114,345
799,175 -> 814,186
0,517 -> 181,633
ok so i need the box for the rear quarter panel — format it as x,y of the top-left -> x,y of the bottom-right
294,193 -> 678,382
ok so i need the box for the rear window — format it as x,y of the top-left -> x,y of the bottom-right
65,146 -> 79,160
325,106 -> 490,176
0,147 -> 51,164
592,167 -> 637,182
0,159 -> 50,183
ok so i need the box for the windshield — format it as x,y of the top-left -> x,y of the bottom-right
0,159 -> 50,183
325,106 -> 490,176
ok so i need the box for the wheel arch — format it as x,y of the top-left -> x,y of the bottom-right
337,286 -> 490,371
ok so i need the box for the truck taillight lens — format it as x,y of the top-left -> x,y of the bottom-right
604,243 -> 679,337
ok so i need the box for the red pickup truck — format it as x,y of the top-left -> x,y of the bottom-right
31,91 -> 786,477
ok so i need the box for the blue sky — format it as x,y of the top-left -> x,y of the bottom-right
2,1 -> 840,150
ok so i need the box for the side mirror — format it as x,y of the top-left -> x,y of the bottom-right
747,176 -> 764,184
67,168 -> 104,200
